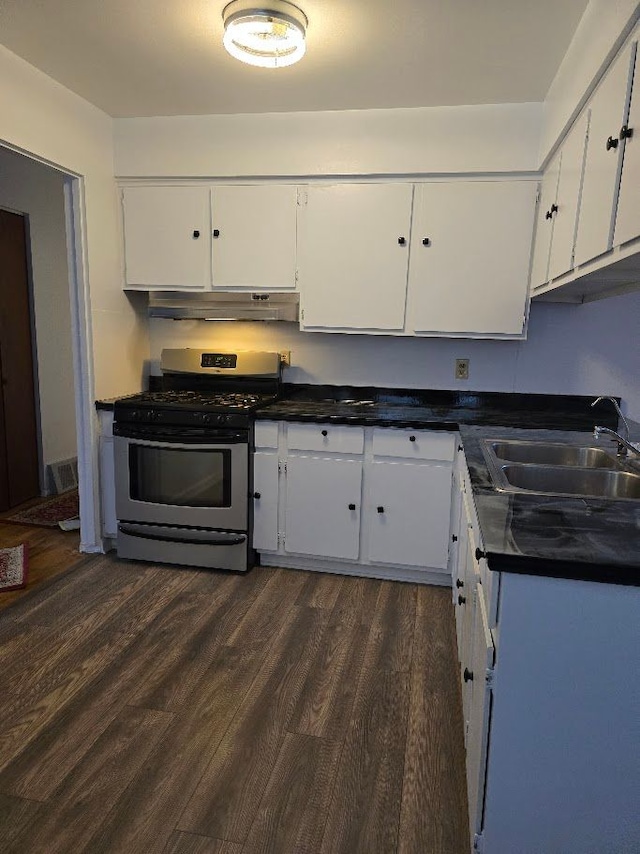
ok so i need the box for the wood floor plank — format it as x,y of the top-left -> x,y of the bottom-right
176,604 -> 330,843
288,613 -> 370,739
242,731 -> 343,854
318,609 -> 413,854
368,580 -> 418,672
84,572 -> 308,854
0,792 -> 44,852
129,568 -> 271,711
8,706 -> 173,854
0,566 -> 191,774
0,590 -> 222,800
164,831 -> 243,853
398,589 -> 470,854
295,571 -> 344,610
328,574 -> 384,626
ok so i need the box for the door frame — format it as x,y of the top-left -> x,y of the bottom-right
0,144 -> 98,551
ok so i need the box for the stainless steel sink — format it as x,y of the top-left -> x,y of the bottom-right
500,464 -> 640,500
481,438 -> 640,500
488,440 -> 620,469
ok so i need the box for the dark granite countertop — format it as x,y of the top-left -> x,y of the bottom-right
257,385 -> 618,432
460,425 -> 640,586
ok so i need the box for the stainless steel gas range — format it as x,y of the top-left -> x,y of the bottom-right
112,349 -> 281,572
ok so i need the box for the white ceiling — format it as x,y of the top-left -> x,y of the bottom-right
0,0 -> 589,118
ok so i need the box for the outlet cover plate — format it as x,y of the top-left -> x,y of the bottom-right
455,358 -> 469,380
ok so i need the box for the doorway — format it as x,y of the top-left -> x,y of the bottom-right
0,208 -> 40,510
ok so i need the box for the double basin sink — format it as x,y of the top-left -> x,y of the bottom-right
482,439 -> 640,500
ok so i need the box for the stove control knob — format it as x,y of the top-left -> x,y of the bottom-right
217,414 -> 227,425
201,413 -> 212,424
130,410 -> 139,420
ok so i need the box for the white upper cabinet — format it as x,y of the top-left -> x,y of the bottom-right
573,40 -> 637,268
211,185 -> 298,290
613,46 -> 640,248
297,183 -> 413,331
529,150 -> 562,290
547,112 -> 590,281
407,181 -> 537,337
122,186 -> 211,290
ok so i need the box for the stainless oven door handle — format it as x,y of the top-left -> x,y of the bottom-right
118,523 -> 246,547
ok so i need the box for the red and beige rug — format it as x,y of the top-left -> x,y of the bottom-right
2,491 -> 79,528
0,543 -> 28,592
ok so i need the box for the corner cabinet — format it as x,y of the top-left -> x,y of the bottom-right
121,184 -> 299,291
454,449 -> 640,854
533,24 -> 640,302
298,180 -> 537,338
254,420 -> 455,585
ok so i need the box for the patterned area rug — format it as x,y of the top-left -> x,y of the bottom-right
2,491 -> 79,528
0,543 -> 28,592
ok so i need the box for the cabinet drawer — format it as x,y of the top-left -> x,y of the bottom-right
254,421 -> 279,449
372,428 -> 455,461
287,423 -> 364,454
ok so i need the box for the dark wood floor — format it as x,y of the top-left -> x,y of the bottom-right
0,546 -> 469,854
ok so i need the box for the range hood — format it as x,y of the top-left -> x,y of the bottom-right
148,291 -> 299,322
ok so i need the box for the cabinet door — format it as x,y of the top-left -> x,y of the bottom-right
574,42 -> 637,267
122,186 -> 211,290
548,113 -> 590,280
298,184 -> 413,331
529,151 -> 561,289
614,42 -> 640,248
284,455 -> 362,559
408,181 -> 537,336
367,461 -> 452,568
465,591 -> 494,843
252,451 -> 279,552
211,185 -> 298,289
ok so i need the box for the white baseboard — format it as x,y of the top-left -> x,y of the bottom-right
259,552 -> 451,587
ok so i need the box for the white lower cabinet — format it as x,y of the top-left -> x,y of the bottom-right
455,452 -> 640,854
284,455 -> 362,559
254,420 -> 455,583
252,451 -> 280,552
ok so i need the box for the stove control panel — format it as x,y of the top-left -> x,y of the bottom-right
201,353 -> 237,369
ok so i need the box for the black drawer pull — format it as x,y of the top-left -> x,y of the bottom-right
463,667 -> 473,683
620,125 -> 634,140
606,135 -> 619,151
253,492 -> 261,500
422,237 -> 431,246
377,506 -> 385,514
458,594 -> 466,605
456,578 -> 464,588
321,429 -> 328,437
475,547 -> 486,561
212,228 -> 220,237
398,236 -> 406,245
192,230 -> 200,238
409,435 -> 416,442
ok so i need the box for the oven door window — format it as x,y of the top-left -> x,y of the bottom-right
129,446 -> 232,507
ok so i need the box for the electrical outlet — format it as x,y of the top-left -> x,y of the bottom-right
279,350 -> 291,367
455,358 -> 469,380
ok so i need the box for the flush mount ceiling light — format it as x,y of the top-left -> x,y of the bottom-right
222,0 -> 308,68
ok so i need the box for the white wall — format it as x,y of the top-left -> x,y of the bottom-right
114,103 -> 543,178
0,147 -> 76,477
149,288 -> 640,420
0,44 -> 149,549
540,0 -> 640,163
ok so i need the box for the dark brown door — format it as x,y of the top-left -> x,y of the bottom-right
0,209 -> 40,510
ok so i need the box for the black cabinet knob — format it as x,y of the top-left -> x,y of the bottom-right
550,203 -> 558,215
456,578 -> 464,588
452,534 -> 458,543
321,429 -> 328,437
620,125 -> 634,140
348,503 -> 356,511
475,547 -> 486,561
253,492 -> 261,500
457,444 -> 463,452
192,230 -> 200,238
463,667 -> 474,683
398,237 -> 406,245
458,594 -> 466,605
545,209 -> 553,220
422,237 -> 431,246
409,435 -> 416,442
606,135 -> 619,151
212,228 -> 220,237
377,506 -> 385,513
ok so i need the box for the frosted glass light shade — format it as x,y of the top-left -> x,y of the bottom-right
222,0 -> 307,68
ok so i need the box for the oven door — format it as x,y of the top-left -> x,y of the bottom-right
114,433 -> 248,531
